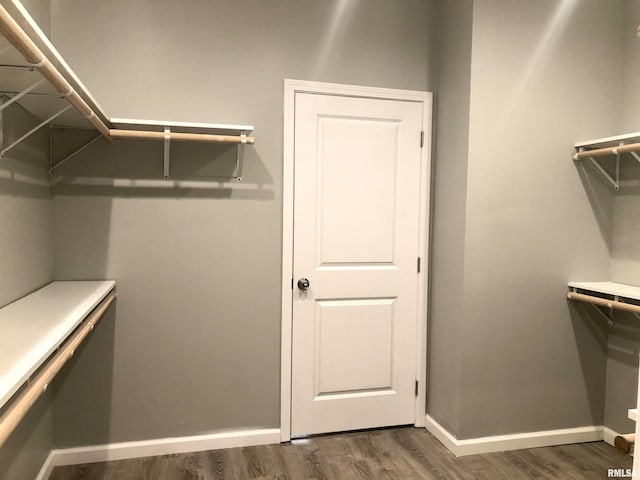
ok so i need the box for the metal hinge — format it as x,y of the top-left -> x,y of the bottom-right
420,131 -> 424,148
415,380 -> 419,396
417,257 -> 421,273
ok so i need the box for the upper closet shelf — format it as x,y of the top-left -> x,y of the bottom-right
573,131 -> 640,190
110,118 -> 254,144
0,2 -> 254,169
569,281 -> 640,300
567,281 -> 640,317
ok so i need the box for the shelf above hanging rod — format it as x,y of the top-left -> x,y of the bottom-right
567,281 -> 640,315
109,129 -> 254,145
0,3 -> 257,155
567,292 -> 640,315
574,141 -> 640,161
0,3 -> 112,138
572,132 -> 640,190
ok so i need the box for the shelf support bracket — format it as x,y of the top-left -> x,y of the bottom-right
631,151 -> 640,165
50,133 -> 103,173
1,104 -> 72,159
0,78 -> 45,113
615,143 -> 622,188
588,156 -> 619,190
163,127 -> 170,179
590,301 -> 614,327
233,131 -> 247,182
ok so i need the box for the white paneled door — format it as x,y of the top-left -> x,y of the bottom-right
291,92 -> 424,436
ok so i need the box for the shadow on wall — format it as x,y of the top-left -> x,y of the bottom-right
574,160 -> 614,253
0,100 -> 54,307
567,301 -> 608,424
569,299 -> 640,433
605,309 -> 640,434
52,302 -> 117,448
0,391 -> 52,480
607,311 -> 640,369
49,128 -> 274,200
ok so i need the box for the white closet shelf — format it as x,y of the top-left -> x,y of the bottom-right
575,131 -> 640,150
0,2 -> 255,170
573,132 -> 640,190
0,280 -> 115,409
109,118 -> 255,147
629,409 -> 637,422
568,281 -> 640,301
567,281 -> 640,318
111,118 -> 254,135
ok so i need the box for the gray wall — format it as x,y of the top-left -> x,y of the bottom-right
427,0 -> 623,439
0,393 -> 53,480
0,104 -> 54,307
604,0 -> 640,436
49,0 -> 437,444
4,0 -> 629,452
427,0 -> 473,436
0,98 -> 55,477
612,0 -> 640,285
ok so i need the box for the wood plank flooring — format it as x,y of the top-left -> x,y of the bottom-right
49,427 -> 632,480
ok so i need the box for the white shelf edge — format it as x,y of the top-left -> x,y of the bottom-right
0,280 -> 116,409
7,1 -> 255,136
110,117 -> 254,133
568,281 -> 640,302
574,131 -> 640,149
10,0 -> 110,121
629,408 -> 637,422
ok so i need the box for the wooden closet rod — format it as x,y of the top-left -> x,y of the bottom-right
0,290 -> 116,448
0,5 -> 254,146
566,291 -> 640,314
110,129 -> 256,144
574,142 -> 640,160
0,4 -> 112,139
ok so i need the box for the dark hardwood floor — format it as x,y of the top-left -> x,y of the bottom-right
50,427 -> 632,479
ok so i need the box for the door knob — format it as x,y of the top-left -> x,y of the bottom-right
297,278 -> 310,290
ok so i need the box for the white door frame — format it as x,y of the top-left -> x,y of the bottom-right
281,79 -> 432,442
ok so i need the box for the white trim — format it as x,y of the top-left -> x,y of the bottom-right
35,451 -> 56,480
10,0 -> 110,119
281,79 -> 432,441
603,426 -> 621,447
110,118 -> 254,132
415,90 -> 433,427
574,131 -> 640,149
41,428 -> 279,469
425,414 -> 606,457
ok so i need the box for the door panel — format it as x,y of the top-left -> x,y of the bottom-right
316,116 -> 399,265
315,298 -> 395,395
291,92 -> 423,436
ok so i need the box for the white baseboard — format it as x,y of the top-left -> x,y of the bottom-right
35,451 -> 56,480
37,427 -> 280,475
603,426 -> 620,447
425,414 -> 606,457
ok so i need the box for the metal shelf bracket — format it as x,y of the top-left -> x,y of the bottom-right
49,132 -> 103,173
576,141 -> 635,191
0,78 -> 45,113
164,127 -> 170,179
1,104 -> 71,159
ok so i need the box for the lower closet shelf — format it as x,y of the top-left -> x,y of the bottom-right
0,280 -> 116,446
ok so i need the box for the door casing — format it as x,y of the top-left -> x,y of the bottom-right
281,79 -> 432,442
